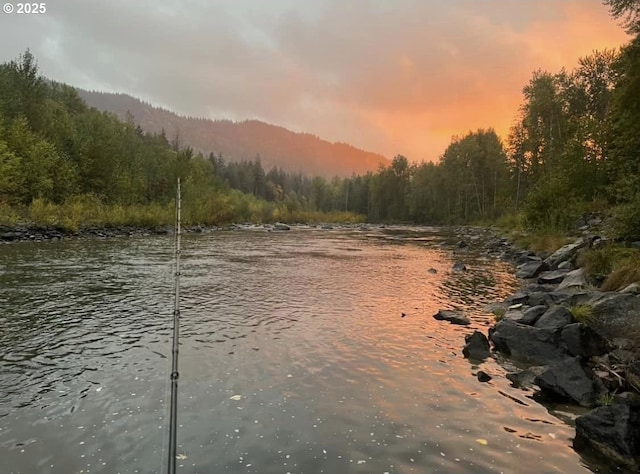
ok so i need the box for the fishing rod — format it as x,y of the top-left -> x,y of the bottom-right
168,178 -> 181,474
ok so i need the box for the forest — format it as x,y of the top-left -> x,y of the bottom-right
0,0 -> 639,239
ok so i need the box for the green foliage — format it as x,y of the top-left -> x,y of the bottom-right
597,391 -> 616,407
0,140 -> 23,202
578,246 -> 640,290
492,308 -> 506,321
494,212 -> 526,231
610,196 -> 640,241
522,177 -> 580,231
437,129 -> 510,222
604,0 -> 640,33
570,305 -> 595,326
601,254 -> 640,291
0,202 -> 20,225
27,196 -> 175,231
510,231 -> 572,254
0,38 -> 638,235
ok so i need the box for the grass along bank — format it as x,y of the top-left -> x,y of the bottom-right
0,194 -> 365,234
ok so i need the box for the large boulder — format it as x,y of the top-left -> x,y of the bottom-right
503,305 -> 548,325
490,320 -> 569,365
544,238 -> 588,269
574,394 -> 640,470
534,305 -> 575,331
534,357 -> 596,407
588,293 -> 640,342
433,309 -> 470,326
521,305 -> 548,325
548,290 -> 595,307
462,331 -> 491,360
561,323 -> 610,358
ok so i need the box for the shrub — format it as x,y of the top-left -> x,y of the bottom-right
0,202 -> 22,225
610,195 -> 640,241
570,304 -> 595,326
492,308 -> 506,321
578,246 -> 640,290
511,230 -> 572,255
522,178 -> 580,231
601,257 -> 640,291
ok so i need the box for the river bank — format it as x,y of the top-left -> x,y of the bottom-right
0,222 -> 278,242
443,225 -> 640,471
0,222 -> 377,243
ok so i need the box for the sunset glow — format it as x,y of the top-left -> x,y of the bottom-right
0,0 -> 630,163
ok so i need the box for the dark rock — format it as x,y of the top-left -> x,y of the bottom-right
1,231 -> 22,241
516,260 -> 549,279
427,268 -> 438,274
514,250 -> 539,266
557,268 -> 587,290
548,290 -> 595,307
537,270 -> 570,285
506,366 -> 547,389
273,222 -> 291,231
534,305 -> 574,331
505,292 -> 528,306
521,305 -> 547,325
463,331 -> 491,360
503,308 -> 526,323
457,240 -> 468,248
589,293 -> 640,341
527,292 -> 553,307
433,309 -> 470,326
534,357 -> 596,407
452,262 -> 467,272
557,261 -> 573,270
490,319 -> 569,365
574,395 -> 640,470
561,323 -> 610,357
477,370 -> 492,382
544,238 -> 587,270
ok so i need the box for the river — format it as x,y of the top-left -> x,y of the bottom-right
0,226 -> 605,473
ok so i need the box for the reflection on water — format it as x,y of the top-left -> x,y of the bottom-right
0,227 -> 602,473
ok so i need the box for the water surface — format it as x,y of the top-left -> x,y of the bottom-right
0,227 -> 602,473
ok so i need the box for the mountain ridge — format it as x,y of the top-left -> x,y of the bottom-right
76,89 -> 389,177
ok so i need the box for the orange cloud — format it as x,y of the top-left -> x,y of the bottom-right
348,1 -> 629,162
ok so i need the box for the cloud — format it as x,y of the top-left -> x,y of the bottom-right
0,0 -> 629,162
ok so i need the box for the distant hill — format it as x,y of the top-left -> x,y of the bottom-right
76,90 -> 388,177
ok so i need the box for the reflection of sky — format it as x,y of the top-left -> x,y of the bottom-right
0,229 -> 601,473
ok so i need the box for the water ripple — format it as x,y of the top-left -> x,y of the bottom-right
0,229 -> 605,473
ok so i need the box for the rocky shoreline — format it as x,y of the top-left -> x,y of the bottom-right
0,222 -> 305,243
440,226 -> 640,471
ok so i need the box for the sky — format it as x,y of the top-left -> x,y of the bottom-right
0,0 -> 631,162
